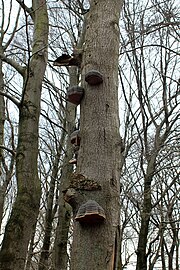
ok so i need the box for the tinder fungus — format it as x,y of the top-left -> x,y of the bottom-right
67,86 -> 84,105
75,200 -> 106,225
85,70 -> 103,85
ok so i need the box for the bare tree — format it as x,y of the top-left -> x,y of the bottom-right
62,1 -> 124,269
0,0 -> 20,228
118,0 -> 180,269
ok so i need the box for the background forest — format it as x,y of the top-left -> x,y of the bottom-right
0,0 -> 179,270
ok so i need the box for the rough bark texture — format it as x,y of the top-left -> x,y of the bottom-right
0,59 -> 5,160
69,1 -> 123,269
0,1 -> 48,269
0,58 -> 5,224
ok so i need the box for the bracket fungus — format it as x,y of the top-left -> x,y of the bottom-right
69,130 -> 80,165
75,200 -> 106,225
85,70 -> 103,85
67,86 -> 84,105
70,130 -> 81,145
53,49 -> 82,67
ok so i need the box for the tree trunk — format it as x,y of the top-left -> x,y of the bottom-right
68,1 -> 123,269
136,127 -> 171,270
53,66 -> 78,270
136,151 -> 157,270
0,57 -> 5,224
25,222 -> 37,270
38,131 -> 66,270
0,1 -> 48,269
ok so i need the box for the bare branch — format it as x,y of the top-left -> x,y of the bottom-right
0,145 -> 16,156
16,0 -> 34,21
120,44 -> 180,56
0,53 -> 26,77
0,90 -> 20,107
3,6 -> 21,50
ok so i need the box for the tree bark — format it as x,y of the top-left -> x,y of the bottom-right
0,1 -> 48,269
0,57 -> 5,224
69,1 -> 123,269
53,66 -> 78,270
136,177 -> 152,270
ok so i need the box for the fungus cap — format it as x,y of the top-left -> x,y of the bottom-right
70,130 -> 80,145
75,200 -> 106,224
85,70 -> 103,85
67,86 -> 84,105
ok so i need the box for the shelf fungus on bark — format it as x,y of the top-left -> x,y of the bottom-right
69,144 -> 79,165
75,200 -> 106,225
70,130 -> 81,145
85,70 -> 103,85
63,188 -> 78,210
53,49 -> 82,67
69,130 -> 81,165
67,86 -> 84,105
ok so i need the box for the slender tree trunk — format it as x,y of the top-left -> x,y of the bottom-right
136,175 -> 152,270
53,66 -> 78,270
38,131 -> 66,270
53,197 -> 71,270
25,222 -> 37,270
168,207 -> 178,270
0,1 -> 48,269
136,127 -> 171,270
0,59 -> 5,161
0,58 -> 5,224
136,152 -> 157,270
67,1 -> 123,269
0,56 -> 15,232
161,237 -> 166,270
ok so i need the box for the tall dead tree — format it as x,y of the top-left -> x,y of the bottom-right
63,1 -> 124,269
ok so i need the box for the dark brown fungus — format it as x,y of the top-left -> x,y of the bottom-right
53,50 -> 82,67
70,130 -> 81,145
67,86 -> 84,105
85,70 -> 103,85
53,54 -> 72,66
75,200 -> 106,225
